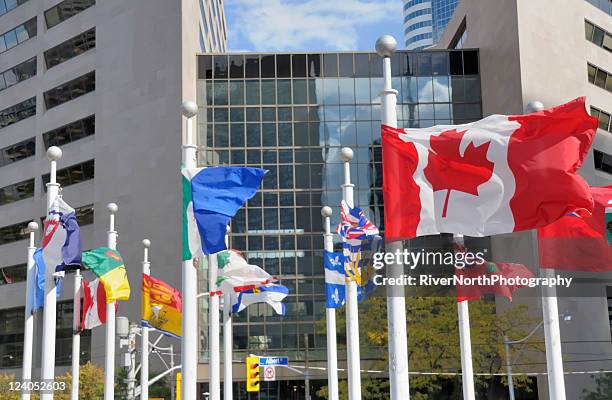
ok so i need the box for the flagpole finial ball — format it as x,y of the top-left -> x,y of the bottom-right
181,101 -> 198,118
27,221 -> 39,232
321,206 -> 333,218
107,203 -> 118,214
375,35 -> 397,57
340,147 -> 354,162
47,146 -> 62,161
526,101 -> 544,113
142,239 -> 151,248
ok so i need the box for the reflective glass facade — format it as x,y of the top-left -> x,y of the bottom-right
403,0 -> 459,50
196,51 -> 482,373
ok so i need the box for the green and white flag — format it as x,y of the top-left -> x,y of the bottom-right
182,168 -> 202,261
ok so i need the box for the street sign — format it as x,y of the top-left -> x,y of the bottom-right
263,366 -> 276,381
259,357 -> 289,366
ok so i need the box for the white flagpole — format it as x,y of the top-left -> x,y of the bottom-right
209,252 -> 220,400
141,239 -> 151,400
525,100 -> 566,400
321,206 -> 339,400
181,100 -> 199,400
21,221 -> 38,400
41,146 -> 62,400
70,269 -> 82,400
223,226 -> 232,400
340,146 -> 361,400
376,35 -> 411,400
104,203 -> 118,400
453,234 -> 475,400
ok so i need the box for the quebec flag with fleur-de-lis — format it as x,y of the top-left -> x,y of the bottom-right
324,251 -> 346,308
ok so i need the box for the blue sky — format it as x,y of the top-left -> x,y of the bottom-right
225,0 -> 405,52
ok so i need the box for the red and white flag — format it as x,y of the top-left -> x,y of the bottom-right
81,279 -> 116,330
382,97 -> 597,240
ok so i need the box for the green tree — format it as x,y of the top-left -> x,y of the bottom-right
317,296 -> 543,399
116,367 -> 173,399
582,373 -> 612,399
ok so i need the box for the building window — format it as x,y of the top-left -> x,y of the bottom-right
450,19 -> 467,49
0,17 -> 36,55
591,106 -> 612,132
585,20 -> 612,52
0,302 -> 91,367
44,71 -> 95,109
0,263 -> 26,285
587,63 -> 612,93
0,0 -> 30,18
42,159 -> 94,190
0,138 -> 35,168
44,28 -> 95,69
43,115 -> 95,148
39,203 -> 94,228
0,178 -> 34,206
594,149 -> 612,174
0,220 -> 29,245
586,0 -> 612,16
0,97 -> 36,130
0,57 -> 36,93
44,0 -> 96,29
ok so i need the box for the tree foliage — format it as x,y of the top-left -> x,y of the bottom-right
582,373 -> 612,399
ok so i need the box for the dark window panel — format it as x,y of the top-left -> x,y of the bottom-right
0,97 -> 35,129
198,55 -> 213,79
0,137 -> 35,167
0,263 -> 27,285
276,54 -> 291,78
463,50 -> 479,75
0,57 -> 36,93
213,54 -> 228,79
1,0 -> 29,18
229,55 -> 244,79
417,53 -> 432,76
44,71 -> 95,109
75,204 -> 94,226
42,159 -> 95,191
338,54 -> 353,77
0,17 -> 36,55
0,178 -> 34,205
369,53 -> 383,77
245,55 -> 260,78
449,51 -> 463,75
45,0 -> 96,29
292,54 -> 307,77
354,54 -> 370,77
0,220 -> 29,245
44,28 -> 95,69
307,54 -> 321,78
594,149 -> 612,174
431,52 -> 449,75
588,63 -> 597,83
261,55 -> 275,78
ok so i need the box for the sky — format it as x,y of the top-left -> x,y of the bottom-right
224,0 -> 405,52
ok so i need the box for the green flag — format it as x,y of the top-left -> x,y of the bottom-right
182,168 -> 202,261
82,247 -> 130,303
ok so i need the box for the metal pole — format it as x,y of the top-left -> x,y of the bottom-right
22,222 -> 38,400
526,100 -> 566,400
127,323 -> 137,400
305,333 -> 310,400
454,234 -> 475,400
321,207 -> 339,400
504,336 -> 515,400
223,227 -> 232,400
181,100 -> 199,400
141,239 -> 151,400
41,146 -> 62,400
376,35 -> 410,400
340,146 -> 361,400
71,269 -> 82,400
104,203 -> 118,400
209,252 -> 220,400
170,344 -> 176,400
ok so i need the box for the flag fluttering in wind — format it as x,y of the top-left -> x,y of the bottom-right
455,261 -> 535,302
81,278 -> 117,330
231,283 -> 289,315
217,250 -> 275,292
142,274 -> 182,338
82,247 -> 130,303
27,197 -> 82,314
538,185 -> 612,272
336,201 -> 382,301
324,251 -> 346,308
182,166 -> 266,255
381,97 -> 597,240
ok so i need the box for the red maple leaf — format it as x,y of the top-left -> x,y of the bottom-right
423,129 -> 494,218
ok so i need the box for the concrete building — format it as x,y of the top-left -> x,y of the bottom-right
0,0 -> 226,387
196,49 -> 483,399
403,0 -> 459,50
437,1 -> 612,399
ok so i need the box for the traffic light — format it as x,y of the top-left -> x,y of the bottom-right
246,356 -> 260,392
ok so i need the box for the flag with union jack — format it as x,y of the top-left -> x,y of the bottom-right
336,200 -> 382,300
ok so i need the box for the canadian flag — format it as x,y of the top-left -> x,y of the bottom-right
382,97 -> 598,240
81,279 -> 117,330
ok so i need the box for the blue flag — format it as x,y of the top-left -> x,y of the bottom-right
28,248 -> 61,314
231,284 -> 289,315
324,251 -> 346,308
189,166 -> 266,254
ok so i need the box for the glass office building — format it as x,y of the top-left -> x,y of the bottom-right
403,0 -> 460,50
196,50 -> 482,399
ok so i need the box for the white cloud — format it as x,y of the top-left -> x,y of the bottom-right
227,0 -> 401,51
